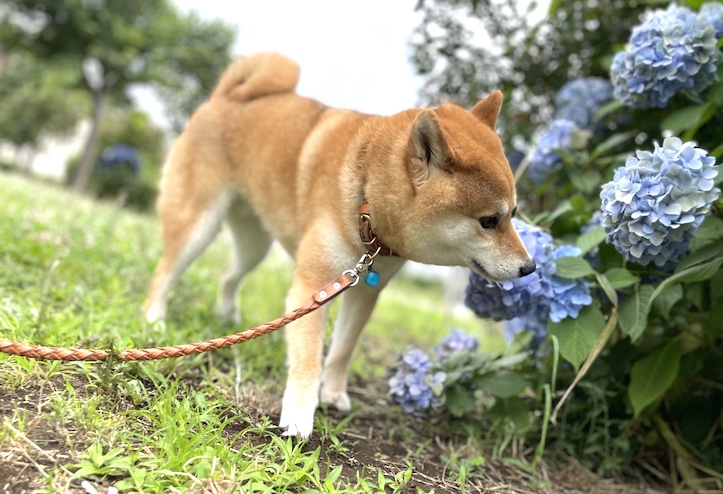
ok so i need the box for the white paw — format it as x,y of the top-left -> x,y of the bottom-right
216,299 -> 241,324
278,383 -> 319,439
143,304 -> 166,324
319,385 -> 351,412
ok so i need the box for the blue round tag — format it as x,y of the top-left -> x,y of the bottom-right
365,270 -> 380,286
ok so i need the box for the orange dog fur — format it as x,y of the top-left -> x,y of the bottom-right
143,52 -> 535,438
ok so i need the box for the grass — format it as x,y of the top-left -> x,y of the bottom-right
1,172 -> 661,494
1,171 -> 515,493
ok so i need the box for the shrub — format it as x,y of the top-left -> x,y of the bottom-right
65,108 -> 164,212
391,0 -> 723,481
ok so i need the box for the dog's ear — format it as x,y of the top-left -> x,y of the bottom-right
408,110 -> 450,186
470,90 -> 503,129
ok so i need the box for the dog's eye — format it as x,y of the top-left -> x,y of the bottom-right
511,207 -> 517,218
479,216 -> 498,229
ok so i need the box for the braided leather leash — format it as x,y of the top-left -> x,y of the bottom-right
0,271 -> 358,362
0,204 -> 394,363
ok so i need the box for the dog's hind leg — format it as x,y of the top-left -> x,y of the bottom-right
143,190 -> 233,323
217,199 -> 273,323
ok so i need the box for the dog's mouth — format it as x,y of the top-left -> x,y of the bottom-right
469,259 -> 501,282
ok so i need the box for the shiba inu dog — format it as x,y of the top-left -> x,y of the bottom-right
142,52 -> 535,438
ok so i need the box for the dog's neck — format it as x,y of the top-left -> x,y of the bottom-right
358,203 -> 396,257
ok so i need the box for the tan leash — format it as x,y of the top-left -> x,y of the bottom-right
0,204 -> 395,363
0,271 -> 357,362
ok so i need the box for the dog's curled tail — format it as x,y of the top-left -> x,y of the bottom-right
211,52 -> 300,103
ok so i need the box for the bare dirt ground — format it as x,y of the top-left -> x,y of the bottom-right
0,374 -> 667,494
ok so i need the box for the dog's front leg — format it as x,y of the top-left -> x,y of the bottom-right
278,276 -> 330,439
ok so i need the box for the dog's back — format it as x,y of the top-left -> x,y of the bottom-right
155,53 -> 375,262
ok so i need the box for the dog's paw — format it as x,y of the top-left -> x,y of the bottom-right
142,303 -> 166,325
319,386 -> 351,412
216,301 -> 241,325
279,384 -> 319,439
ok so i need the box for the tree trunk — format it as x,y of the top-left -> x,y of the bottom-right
22,147 -> 37,175
71,88 -> 105,192
0,51 -> 10,75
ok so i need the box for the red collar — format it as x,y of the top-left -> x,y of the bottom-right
358,203 -> 396,257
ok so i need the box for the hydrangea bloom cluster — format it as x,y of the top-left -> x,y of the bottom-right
387,348 -> 445,414
549,245 -> 594,322
610,4 -> 721,109
555,77 -> 614,129
436,328 -> 479,362
465,219 -> 554,321
467,220 -> 595,344
600,137 -> 720,268
699,2 -> 723,38
504,247 -> 593,342
505,312 -> 549,348
387,329 -> 487,414
528,119 -> 577,181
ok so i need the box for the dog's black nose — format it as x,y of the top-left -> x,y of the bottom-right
519,260 -> 536,277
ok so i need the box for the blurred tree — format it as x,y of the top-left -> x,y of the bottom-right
0,53 -> 89,171
0,0 -> 236,191
149,11 -> 237,134
411,0 -> 647,149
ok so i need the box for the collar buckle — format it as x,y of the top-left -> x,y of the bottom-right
358,203 -> 395,257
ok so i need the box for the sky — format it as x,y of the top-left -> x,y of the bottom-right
127,0 -> 545,282
134,0 -> 427,128
136,0 -> 550,130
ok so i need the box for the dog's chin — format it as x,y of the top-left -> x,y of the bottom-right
469,259 -> 503,282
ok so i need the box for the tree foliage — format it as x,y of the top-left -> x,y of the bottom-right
411,0 -> 647,146
0,0 -> 236,190
0,53 -> 88,152
148,11 -> 237,133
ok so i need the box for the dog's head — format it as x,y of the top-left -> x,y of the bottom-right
387,91 -> 535,281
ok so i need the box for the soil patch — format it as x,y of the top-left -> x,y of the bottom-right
0,377 -> 79,493
0,372 -> 666,493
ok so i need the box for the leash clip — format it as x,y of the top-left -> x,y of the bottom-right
355,252 -> 375,273
349,249 -> 383,287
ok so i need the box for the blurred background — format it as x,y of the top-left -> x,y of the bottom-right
3,2 -> 722,487
0,0 -> 429,199
0,0 -> 549,303
0,0 -> 556,210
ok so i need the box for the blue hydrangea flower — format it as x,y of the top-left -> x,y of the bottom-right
528,119 -> 577,181
549,245 -> 594,323
600,137 -> 720,268
506,150 -> 526,174
387,348 -> 445,414
699,2 -> 723,38
610,4 -> 721,109
403,348 -> 432,371
555,77 -> 614,129
581,211 -> 605,268
505,311 -> 550,348
465,219 -> 555,321
435,328 -> 479,362
581,211 -> 604,235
